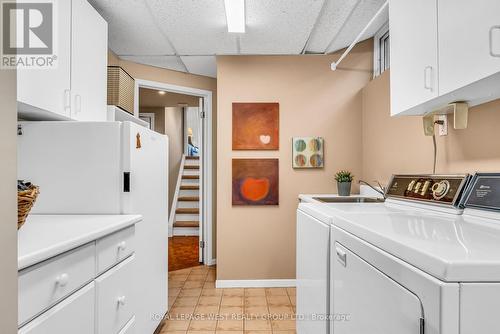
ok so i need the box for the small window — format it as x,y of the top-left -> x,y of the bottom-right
373,23 -> 390,77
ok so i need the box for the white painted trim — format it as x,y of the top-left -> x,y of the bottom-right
134,79 -> 213,266
173,227 -> 199,236
373,21 -> 390,78
216,279 -> 296,289
168,155 -> 186,237
207,258 -> 216,266
138,112 -> 155,130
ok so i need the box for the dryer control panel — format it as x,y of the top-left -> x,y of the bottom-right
463,173 -> 500,212
386,174 -> 470,208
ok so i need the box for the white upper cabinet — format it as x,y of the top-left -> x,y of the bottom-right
71,0 -> 108,121
17,0 -> 108,121
389,0 -> 439,116
390,0 -> 500,116
17,0 -> 72,119
438,0 -> 500,95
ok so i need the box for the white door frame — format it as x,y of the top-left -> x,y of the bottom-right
134,79 -> 215,266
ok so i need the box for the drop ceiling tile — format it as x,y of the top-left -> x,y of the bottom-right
120,55 -> 186,72
322,0 -> 388,54
145,0 -> 237,55
181,56 -> 217,78
305,0 -> 361,53
89,0 -> 175,55
240,0 -> 325,54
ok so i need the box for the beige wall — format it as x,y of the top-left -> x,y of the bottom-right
216,40 -> 373,280
110,51 -> 217,258
140,106 -> 166,134
164,107 -> 185,213
362,71 -> 500,184
0,70 -> 18,331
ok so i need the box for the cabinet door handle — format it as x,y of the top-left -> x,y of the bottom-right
118,241 -> 127,251
64,90 -> 71,111
55,273 -> 69,287
490,26 -> 500,57
335,245 -> 347,267
424,66 -> 433,91
117,296 -> 126,307
74,94 -> 82,114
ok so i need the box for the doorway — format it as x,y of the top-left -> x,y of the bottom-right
135,80 -> 213,270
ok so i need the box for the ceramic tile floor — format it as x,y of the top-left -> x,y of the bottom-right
162,266 -> 296,333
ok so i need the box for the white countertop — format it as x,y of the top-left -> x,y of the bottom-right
18,214 -> 142,270
299,202 -> 500,282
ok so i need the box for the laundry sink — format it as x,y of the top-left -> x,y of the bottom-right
312,197 -> 385,203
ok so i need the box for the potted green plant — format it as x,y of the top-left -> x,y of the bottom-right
335,170 -> 354,196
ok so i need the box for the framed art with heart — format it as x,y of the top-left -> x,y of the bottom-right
232,158 -> 279,205
232,102 -> 279,150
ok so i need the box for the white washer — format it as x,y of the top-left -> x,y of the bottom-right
297,174 -> 500,334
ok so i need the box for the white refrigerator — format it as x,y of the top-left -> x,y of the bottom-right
18,121 -> 169,334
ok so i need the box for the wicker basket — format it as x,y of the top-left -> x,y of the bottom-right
108,66 -> 135,114
18,185 -> 39,229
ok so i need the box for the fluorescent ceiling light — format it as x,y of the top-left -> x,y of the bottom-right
224,0 -> 245,33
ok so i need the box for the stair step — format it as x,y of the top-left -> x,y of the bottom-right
184,165 -> 199,170
174,221 -> 199,228
176,208 -> 199,214
185,156 -> 199,160
182,175 -> 199,180
180,185 -> 199,190
178,196 -> 200,202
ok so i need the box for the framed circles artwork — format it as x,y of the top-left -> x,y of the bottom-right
232,102 -> 279,150
292,137 -> 324,168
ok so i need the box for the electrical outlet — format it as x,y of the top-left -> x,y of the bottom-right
438,115 -> 448,136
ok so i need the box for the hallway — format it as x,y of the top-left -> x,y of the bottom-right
169,236 -> 200,272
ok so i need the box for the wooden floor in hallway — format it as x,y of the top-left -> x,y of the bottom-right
169,236 -> 200,272
161,266 -> 297,333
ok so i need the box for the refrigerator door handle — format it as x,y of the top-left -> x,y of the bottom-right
123,172 -> 130,192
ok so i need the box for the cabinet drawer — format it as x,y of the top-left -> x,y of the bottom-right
119,316 -> 135,334
96,255 -> 135,334
19,282 -> 95,334
18,243 -> 95,326
96,226 -> 135,274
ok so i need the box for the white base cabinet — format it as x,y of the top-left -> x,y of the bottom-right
96,256 -> 135,334
18,226 -> 136,334
19,283 -> 95,334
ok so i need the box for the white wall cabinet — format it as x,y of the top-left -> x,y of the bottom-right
389,0 -> 439,116
390,0 -> 500,116
70,0 -> 108,121
17,0 -> 108,121
17,0 -> 72,120
438,0 -> 500,95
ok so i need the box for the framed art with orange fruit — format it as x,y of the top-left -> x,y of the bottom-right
232,102 -> 279,150
232,158 -> 279,205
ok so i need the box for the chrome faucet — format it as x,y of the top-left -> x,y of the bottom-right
358,180 -> 387,199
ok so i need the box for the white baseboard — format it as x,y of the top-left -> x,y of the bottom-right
216,279 -> 296,289
206,258 -> 216,266
173,227 -> 199,236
